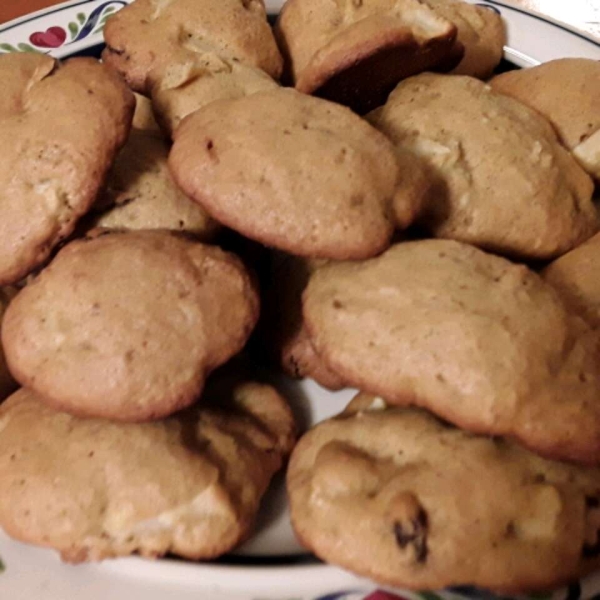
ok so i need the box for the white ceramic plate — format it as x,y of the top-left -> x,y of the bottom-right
1,2 -> 600,599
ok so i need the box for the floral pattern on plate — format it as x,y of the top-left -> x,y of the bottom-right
0,0 -> 131,57
0,1 -> 125,54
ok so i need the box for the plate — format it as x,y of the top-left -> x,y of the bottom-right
1,2 -> 600,599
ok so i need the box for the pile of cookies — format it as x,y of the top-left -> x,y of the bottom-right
0,0 -> 599,594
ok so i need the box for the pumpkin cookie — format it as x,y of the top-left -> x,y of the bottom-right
89,128 -> 219,238
275,0 -> 461,113
370,73 -> 597,260
150,56 -> 278,137
288,393 -> 600,593
0,54 -> 134,285
2,231 -> 259,422
103,0 -> 282,94
491,58 -> 600,180
543,232 -> 600,329
0,383 -> 294,562
303,239 -> 600,464
424,0 -> 505,78
170,88 -> 427,260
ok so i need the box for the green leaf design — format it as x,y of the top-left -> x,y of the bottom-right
104,6 -> 117,13
93,15 -> 111,35
68,21 -> 79,39
94,13 -> 113,32
77,12 -> 86,24
17,43 -> 40,53
0,556 -> 5,573
0,43 -> 18,53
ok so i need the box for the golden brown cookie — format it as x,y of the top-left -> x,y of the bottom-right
543,232 -> 600,329
288,393 -> 600,593
275,0 -> 461,113
0,288 -> 17,402
491,59 -> 600,180
369,73 -> 597,260
89,129 -> 219,238
2,231 -> 259,422
0,54 -> 134,285
0,383 -> 295,562
424,0 -> 505,78
303,239 -> 600,464
102,0 -> 282,94
149,56 -> 278,137
263,255 -> 345,390
170,88 -> 427,260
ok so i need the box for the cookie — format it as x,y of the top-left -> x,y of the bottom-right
275,0 -> 461,113
102,0 -> 282,94
0,54 -> 134,285
491,59 -> 600,180
0,383 -> 295,562
263,255 -> 345,390
2,231 -> 259,422
149,55 -> 278,137
543,232 -> 600,329
0,288 -> 17,401
288,393 -> 600,593
369,73 -> 597,260
303,239 -> 600,464
424,0 -> 505,78
89,128 -> 219,238
170,88 -> 427,260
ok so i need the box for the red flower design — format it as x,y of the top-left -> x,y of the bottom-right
364,590 -> 406,600
364,592 -> 411,600
29,27 -> 67,48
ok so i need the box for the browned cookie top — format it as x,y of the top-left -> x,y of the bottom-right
491,58 -> 600,180
303,239 -> 600,464
0,383 -> 295,562
2,231 -> 259,422
169,88 -> 426,260
103,0 -> 282,93
424,0 -> 505,79
275,0 -> 460,113
370,73 -> 597,260
288,393 -> 600,593
0,54 -> 134,285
